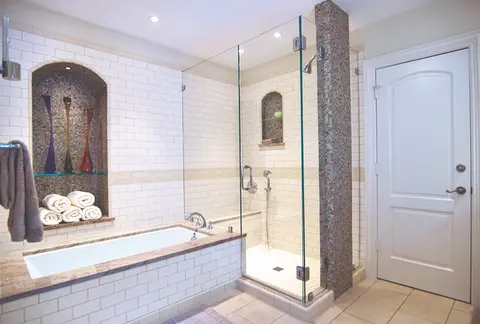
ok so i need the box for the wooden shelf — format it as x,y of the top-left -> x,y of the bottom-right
43,216 -> 115,231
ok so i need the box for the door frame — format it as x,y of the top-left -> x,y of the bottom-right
364,30 -> 480,305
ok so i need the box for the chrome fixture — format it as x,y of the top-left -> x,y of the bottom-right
304,54 -> 317,74
207,222 -> 214,230
264,170 -> 272,249
0,143 -> 20,150
263,170 -> 272,192
185,212 -> 207,228
1,17 -> 21,81
241,164 -> 258,194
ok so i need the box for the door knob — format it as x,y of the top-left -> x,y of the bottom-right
446,186 -> 467,195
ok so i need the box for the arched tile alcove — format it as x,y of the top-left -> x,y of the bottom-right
32,62 -> 109,216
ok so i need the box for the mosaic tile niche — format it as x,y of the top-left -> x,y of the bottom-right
32,62 -> 108,215
261,91 -> 284,145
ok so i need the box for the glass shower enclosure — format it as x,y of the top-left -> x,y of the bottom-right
182,16 -> 321,303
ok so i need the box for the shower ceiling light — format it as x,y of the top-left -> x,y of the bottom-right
65,66 -> 71,70
150,16 -> 159,23
274,32 -> 282,38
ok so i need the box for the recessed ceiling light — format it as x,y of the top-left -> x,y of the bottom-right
238,48 -> 245,54
274,32 -> 282,38
150,16 -> 159,23
65,66 -> 71,70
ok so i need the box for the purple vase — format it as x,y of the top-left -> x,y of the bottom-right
42,95 -> 56,174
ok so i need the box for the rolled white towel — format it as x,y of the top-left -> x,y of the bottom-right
82,206 -> 102,221
39,207 -> 62,226
67,191 -> 95,208
62,206 -> 84,223
42,194 -> 71,213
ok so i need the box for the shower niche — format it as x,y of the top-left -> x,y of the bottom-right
260,91 -> 284,147
31,62 -> 109,218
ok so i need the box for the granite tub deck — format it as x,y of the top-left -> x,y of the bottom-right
0,222 -> 245,303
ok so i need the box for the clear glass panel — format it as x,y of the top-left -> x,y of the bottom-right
300,16 -> 322,300
182,47 -> 242,233
350,48 -> 362,270
239,17 -> 306,301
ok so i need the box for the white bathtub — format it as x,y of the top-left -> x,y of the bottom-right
24,227 -> 207,279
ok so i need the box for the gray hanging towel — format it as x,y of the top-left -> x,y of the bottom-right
0,140 -> 43,242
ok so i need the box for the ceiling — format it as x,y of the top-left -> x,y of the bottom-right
23,0 -> 437,69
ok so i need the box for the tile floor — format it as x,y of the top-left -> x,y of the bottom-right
246,244 -> 321,299
169,279 -> 475,324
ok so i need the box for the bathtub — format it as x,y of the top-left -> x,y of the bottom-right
24,226 -> 207,279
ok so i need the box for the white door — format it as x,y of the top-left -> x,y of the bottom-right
376,49 -> 471,302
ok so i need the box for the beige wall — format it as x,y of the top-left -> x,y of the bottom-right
350,0 -> 480,59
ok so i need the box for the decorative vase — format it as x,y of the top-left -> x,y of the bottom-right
80,108 -> 94,173
42,94 -> 56,174
63,97 -> 73,173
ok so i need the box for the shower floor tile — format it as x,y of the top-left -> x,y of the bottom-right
245,244 -> 321,300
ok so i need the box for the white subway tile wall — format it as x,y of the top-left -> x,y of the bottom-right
182,73 -> 240,220
0,30 -> 185,257
0,239 -> 242,324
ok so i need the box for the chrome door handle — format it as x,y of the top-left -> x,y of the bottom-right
446,186 -> 467,195
241,165 -> 252,191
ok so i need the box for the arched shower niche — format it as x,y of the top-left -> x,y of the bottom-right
31,62 -> 109,219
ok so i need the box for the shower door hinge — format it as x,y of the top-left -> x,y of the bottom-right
375,237 -> 381,251
293,36 -> 307,52
296,266 -> 310,282
181,85 -> 186,92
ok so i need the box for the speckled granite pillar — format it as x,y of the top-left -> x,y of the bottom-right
315,0 -> 352,298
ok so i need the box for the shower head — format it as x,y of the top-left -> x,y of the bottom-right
303,54 -> 317,74
263,170 -> 272,177
1,16 -> 21,81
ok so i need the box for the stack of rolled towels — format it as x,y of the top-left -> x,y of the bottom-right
40,191 -> 102,226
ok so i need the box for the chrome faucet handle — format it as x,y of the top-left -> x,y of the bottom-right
207,222 -> 213,230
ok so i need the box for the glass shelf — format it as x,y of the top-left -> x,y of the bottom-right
263,117 -> 282,122
34,171 -> 108,177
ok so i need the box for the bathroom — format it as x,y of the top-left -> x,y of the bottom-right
0,0 -> 479,323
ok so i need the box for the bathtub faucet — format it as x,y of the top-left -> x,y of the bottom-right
185,212 -> 207,229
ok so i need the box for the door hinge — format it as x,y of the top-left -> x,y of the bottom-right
296,266 -> 310,282
181,85 -> 186,92
293,36 -> 307,52
375,162 -> 380,175
375,237 -> 380,251
374,85 -> 381,99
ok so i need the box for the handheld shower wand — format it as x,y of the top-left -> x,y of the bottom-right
263,170 -> 272,191
263,170 -> 272,249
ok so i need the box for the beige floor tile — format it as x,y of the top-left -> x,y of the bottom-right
345,286 -> 407,324
213,293 -> 256,316
227,313 -> 254,324
399,290 -> 454,324
453,300 -> 474,313
235,300 -> 285,324
331,313 -> 374,324
272,314 -> 309,324
335,293 -> 358,310
347,279 -> 377,297
371,280 -> 413,296
314,305 -> 343,324
446,309 -> 473,324
389,312 -> 436,324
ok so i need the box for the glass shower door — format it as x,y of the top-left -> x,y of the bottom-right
239,17 -> 311,302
